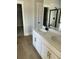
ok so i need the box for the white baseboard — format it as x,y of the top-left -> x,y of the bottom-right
24,32 -> 32,36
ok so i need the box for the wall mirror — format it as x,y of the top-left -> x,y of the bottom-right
49,8 -> 58,27
43,0 -> 61,31
49,8 -> 61,28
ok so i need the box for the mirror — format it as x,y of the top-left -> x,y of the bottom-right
49,8 -> 58,27
43,0 -> 61,31
49,8 -> 61,28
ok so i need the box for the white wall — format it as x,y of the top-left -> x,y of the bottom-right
33,0 -> 44,29
44,0 -> 61,8
17,0 -> 34,36
23,0 -> 34,35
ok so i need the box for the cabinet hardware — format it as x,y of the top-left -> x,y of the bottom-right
47,51 -> 51,59
34,38 -> 36,42
38,22 -> 40,24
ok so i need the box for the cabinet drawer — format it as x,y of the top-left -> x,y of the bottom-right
50,51 -> 59,59
47,46 -> 60,59
41,43 -> 59,59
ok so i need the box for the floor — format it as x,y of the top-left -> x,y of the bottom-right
17,36 -> 42,59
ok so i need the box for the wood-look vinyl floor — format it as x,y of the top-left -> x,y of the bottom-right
17,36 -> 42,59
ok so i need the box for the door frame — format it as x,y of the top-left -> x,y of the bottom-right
17,0 -> 25,35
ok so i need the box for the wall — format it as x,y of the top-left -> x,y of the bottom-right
44,0 -> 61,8
24,0 -> 34,35
17,0 -> 34,36
17,4 -> 23,26
33,0 -> 44,29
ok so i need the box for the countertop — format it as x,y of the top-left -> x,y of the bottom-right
34,29 -> 61,57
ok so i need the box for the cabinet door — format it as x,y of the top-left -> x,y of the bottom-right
41,43 -> 49,59
50,51 -> 59,59
35,37 -> 42,55
33,32 -> 36,47
32,31 -> 42,55
41,43 -> 59,59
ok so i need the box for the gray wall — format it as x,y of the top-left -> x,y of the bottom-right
17,4 -> 23,27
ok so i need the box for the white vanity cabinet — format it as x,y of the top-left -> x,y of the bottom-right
41,43 -> 59,59
32,30 -> 42,56
41,43 -> 49,59
32,30 -> 60,59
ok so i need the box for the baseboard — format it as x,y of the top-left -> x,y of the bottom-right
24,33 -> 32,36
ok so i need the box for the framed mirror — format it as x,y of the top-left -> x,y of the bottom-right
49,8 -> 58,28
48,8 -> 61,29
42,0 -> 61,31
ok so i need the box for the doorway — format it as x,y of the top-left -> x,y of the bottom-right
17,4 -> 24,36
43,7 -> 48,27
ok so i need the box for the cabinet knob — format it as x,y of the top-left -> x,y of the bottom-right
38,22 -> 40,24
47,51 -> 51,59
34,38 -> 36,42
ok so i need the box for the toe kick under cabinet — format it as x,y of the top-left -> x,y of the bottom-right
32,30 -> 60,59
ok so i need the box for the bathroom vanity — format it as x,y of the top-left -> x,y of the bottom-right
32,29 -> 61,59
32,0 -> 61,58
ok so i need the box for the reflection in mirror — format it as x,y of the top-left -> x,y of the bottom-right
43,7 -> 48,27
42,0 -> 61,31
43,8 -> 61,31
49,8 -> 58,28
49,8 -> 61,28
